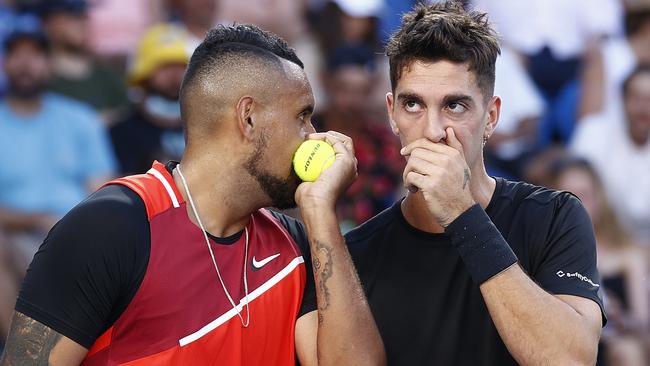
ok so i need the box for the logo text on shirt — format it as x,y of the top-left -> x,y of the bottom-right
556,270 -> 600,288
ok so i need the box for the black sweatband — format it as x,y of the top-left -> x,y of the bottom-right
445,204 -> 518,284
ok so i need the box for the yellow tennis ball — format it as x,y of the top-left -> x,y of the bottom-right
293,140 -> 336,182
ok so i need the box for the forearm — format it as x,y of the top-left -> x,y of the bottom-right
481,266 -> 600,365
301,205 -> 385,366
446,206 -> 599,365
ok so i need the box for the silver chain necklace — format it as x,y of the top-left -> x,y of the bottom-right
175,165 -> 250,327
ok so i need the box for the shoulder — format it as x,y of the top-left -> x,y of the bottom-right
57,184 -> 148,237
495,179 -> 589,231
263,209 -> 309,249
345,203 -> 399,246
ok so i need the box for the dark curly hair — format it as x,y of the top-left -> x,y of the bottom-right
386,1 -> 500,100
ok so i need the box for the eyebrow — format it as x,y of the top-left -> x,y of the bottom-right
299,104 -> 314,116
396,92 -> 425,105
441,94 -> 474,107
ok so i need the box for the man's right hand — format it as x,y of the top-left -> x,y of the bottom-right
295,131 -> 357,212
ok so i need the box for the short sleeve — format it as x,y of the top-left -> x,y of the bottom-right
267,210 -> 317,318
15,185 -> 150,348
532,194 -> 606,325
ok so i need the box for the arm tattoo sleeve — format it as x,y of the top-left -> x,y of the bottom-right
312,240 -> 334,324
1,312 -> 64,366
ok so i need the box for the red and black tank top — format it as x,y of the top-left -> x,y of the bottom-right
82,161 -> 309,365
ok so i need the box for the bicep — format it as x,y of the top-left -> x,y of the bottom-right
1,312 -> 87,366
295,310 -> 318,366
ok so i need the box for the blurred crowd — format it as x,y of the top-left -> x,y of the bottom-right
0,0 -> 648,364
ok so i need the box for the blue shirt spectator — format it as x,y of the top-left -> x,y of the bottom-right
0,5 -> 41,95
0,93 -> 116,216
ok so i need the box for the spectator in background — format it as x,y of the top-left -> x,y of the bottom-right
571,65 -> 650,244
484,47 -> 545,179
110,24 -> 188,175
39,0 -> 129,126
551,158 -> 649,366
580,3 -> 650,122
0,1 -> 41,95
168,0 -> 219,53
314,45 -> 402,231
313,0 -> 389,115
87,0 -> 164,59
472,0 -> 622,146
315,0 -> 383,55
0,28 -> 116,268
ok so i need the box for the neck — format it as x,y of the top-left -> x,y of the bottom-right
7,94 -> 42,115
173,150 -> 263,237
401,160 -> 496,233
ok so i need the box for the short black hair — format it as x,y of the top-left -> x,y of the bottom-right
179,24 -> 304,142
181,24 -> 303,93
386,1 -> 500,99
4,31 -> 49,54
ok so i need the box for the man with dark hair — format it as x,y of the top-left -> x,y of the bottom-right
346,2 -> 605,365
0,24 -> 385,365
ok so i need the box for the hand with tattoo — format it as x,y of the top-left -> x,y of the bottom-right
400,127 -> 475,227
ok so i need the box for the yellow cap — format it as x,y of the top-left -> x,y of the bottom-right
128,24 -> 190,85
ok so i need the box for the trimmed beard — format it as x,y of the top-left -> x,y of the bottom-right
244,129 -> 301,210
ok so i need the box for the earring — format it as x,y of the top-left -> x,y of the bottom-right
482,135 -> 489,147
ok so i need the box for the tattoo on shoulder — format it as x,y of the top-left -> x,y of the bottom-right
463,168 -> 470,190
1,312 -> 63,366
312,240 -> 334,324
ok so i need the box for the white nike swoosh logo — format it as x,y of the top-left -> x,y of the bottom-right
252,253 -> 281,270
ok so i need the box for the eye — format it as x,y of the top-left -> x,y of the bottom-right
404,100 -> 423,113
446,102 -> 467,114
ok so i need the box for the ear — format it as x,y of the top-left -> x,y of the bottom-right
236,96 -> 255,142
484,95 -> 501,139
386,92 -> 399,136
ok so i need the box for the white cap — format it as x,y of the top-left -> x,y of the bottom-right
332,0 -> 384,18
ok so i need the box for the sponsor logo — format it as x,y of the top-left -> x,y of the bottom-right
556,270 -> 600,288
251,253 -> 281,271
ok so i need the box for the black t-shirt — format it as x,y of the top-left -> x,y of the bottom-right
110,109 -> 185,174
16,177 -> 316,348
345,178 -> 605,366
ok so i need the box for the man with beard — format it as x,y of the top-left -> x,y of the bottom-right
39,0 -> 129,126
0,24 -> 385,365
110,24 -> 189,175
0,28 -> 116,266
0,28 -> 116,348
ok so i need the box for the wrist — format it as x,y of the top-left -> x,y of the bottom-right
440,199 -> 476,228
445,204 -> 518,284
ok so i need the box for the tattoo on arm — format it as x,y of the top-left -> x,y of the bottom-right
312,240 -> 333,324
1,312 -> 63,366
463,168 -> 470,190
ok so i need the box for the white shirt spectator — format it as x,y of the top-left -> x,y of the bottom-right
571,115 -> 650,243
492,47 -> 544,159
472,0 -> 622,59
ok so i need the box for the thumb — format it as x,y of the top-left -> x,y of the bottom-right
445,127 -> 464,157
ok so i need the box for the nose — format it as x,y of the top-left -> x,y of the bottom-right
423,111 -> 447,142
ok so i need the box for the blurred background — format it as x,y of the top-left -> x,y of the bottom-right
0,0 -> 648,364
